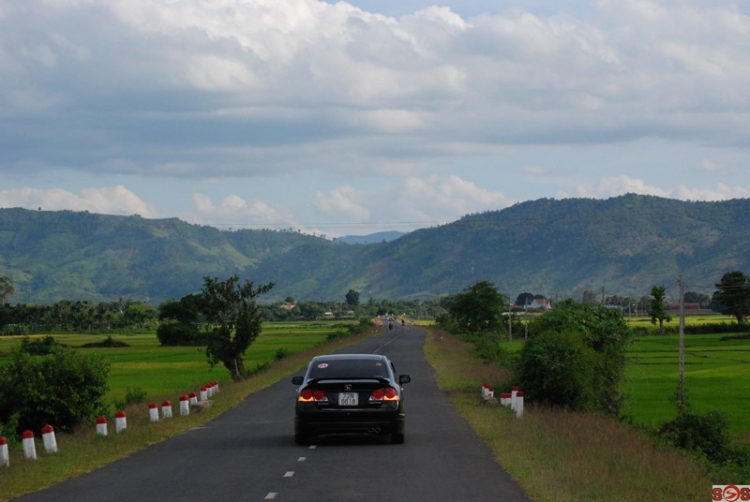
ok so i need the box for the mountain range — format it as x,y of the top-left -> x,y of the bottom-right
334,231 -> 406,245
1,194 -> 748,304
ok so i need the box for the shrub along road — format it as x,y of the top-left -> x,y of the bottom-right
16,325 -> 528,502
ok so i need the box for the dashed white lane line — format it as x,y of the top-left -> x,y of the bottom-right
267,448 -> 314,498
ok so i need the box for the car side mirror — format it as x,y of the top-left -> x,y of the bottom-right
291,376 -> 304,385
399,375 -> 411,385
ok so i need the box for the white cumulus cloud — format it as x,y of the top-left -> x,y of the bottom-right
312,174 -> 512,233
191,192 -> 299,229
0,186 -> 155,216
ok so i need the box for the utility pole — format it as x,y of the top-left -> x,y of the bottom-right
678,274 -> 686,409
508,307 -> 512,344
524,300 -> 528,341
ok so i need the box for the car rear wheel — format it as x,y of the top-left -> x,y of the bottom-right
392,432 -> 405,444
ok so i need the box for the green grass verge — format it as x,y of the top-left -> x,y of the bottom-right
423,328 -> 711,502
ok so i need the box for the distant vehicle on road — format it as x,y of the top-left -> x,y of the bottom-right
291,353 -> 411,445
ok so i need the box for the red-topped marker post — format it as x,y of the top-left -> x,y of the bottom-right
22,430 -> 37,460
148,402 -> 159,422
115,410 -> 127,433
161,400 -> 173,419
180,395 -> 190,416
0,436 -> 9,467
42,425 -> 58,454
96,416 -> 108,436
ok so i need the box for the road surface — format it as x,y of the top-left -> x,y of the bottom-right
18,325 -> 529,501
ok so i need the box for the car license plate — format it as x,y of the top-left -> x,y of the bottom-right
338,392 -> 358,406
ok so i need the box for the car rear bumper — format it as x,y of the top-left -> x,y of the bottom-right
295,412 -> 405,436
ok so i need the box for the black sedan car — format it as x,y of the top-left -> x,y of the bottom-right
291,353 -> 411,444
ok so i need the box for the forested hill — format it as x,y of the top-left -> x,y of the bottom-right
1,194 -> 749,304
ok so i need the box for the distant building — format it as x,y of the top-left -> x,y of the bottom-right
667,303 -> 701,311
528,298 -> 552,310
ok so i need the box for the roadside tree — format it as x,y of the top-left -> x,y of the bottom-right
447,280 -> 507,334
201,275 -> 274,380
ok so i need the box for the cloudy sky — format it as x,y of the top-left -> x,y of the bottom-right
2,0 -> 749,237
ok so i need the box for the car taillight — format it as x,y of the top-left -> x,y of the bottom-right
299,388 -> 328,403
369,387 -> 399,402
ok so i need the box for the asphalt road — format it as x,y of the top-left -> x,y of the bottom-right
18,325 -> 529,501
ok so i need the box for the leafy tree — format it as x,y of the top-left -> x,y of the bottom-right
201,275 -> 274,380
447,280 -> 507,334
713,271 -> 750,324
345,289 -> 360,308
0,276 -> 14,304
684,291 -> 710,306
159,294 -> 203,324
297,301 -> 325,321
649,285 -> 672,335
125,304 -> 148,328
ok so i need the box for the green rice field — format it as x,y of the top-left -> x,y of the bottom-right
624,330 -> 750,438
0,321 -> 353,409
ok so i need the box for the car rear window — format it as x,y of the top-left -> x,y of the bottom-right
308,359 -> 389,380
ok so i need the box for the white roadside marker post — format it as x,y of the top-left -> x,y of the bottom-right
0,436 -> 9,467
180,395 -> 190,416
149,402 -> 159,422
42,425 -> 58,454
515,391 -> 524,418
96,416 -> 108,436
115,410 -> 127,433
22,431 -> 37,460
162,400 -> 173,419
